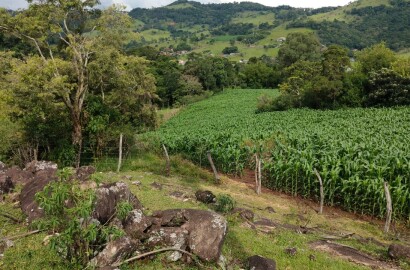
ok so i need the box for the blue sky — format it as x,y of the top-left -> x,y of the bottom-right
0,0 -> 354,10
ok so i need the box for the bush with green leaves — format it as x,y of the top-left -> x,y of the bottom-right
34,168 -> 123,268
214,194 -> 236,213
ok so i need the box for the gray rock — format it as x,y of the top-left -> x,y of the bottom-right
265,206 -> 276,213
195,190 -> 216,204
233,208 -> 254,221
285,247 -> 297,256
147,227 -> 189,261
4,166 -> 34,185
89,236 -> 139,267
151,209 -> 227,262
93,182 -> 143,224
25,160 -> 58,174
150,182 -> 163,190
132,180 -> 142,186
247,255 -> 276,270
123,209 -> 152,239
388,244 -> 410,260
74,166 -> 96,182
0,240 -> 14,256
19,166 -> 58,222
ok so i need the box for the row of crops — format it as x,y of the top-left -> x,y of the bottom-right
151,89 -> 410,220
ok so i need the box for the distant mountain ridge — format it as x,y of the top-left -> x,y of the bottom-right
128,0 -> 410,58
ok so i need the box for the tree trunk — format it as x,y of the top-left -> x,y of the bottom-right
72,111 -> 83,168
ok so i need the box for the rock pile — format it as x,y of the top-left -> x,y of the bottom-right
1,160 -> 228,268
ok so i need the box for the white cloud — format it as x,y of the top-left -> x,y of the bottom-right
0,0 -> 354,10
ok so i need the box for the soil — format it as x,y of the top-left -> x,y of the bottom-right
310,240 -> 399,270
228,169 -> 410,241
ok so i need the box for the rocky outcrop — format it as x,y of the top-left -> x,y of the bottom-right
123,209 -> 153,239
388,244 -> 410,260
93,182 -> 143,224
19,162 -> 59,222
150,209 -> 227,262
89,236 -> 139,267
17,161 -> 94,222
247,255 -> 276,270
195,190 -> 216,204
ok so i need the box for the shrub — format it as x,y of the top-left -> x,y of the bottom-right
214,194 -> 236,213
222,46 -> 239,54
34,168 -> 123,267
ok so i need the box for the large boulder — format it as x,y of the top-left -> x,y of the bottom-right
93,182 -> 143,224
247,255 -> 276,270
19,163 -> 59,222
150,209 -> 227,262
89,236 -> 139,267
388,244 -> 410,260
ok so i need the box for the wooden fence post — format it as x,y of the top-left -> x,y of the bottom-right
207,151 -> 220,183
313,168 -> 324,214
162,144 -> 170,177
117,133 -> 123,173
257,157 -> 262,195
383,181 -> 392,233
254,154 -> 259,191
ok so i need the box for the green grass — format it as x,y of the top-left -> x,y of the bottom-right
308,0 -> 392,22
165,3 -> 194,10
139,29 -> 171,42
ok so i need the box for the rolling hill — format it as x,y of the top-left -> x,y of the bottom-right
128,0 -> 410,60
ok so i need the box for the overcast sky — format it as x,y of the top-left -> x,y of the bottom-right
0,0 -> 355,11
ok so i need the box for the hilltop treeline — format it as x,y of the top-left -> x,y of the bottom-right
129,0 -> 329,30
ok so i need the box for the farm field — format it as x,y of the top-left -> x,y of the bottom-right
153,89 -> 410,220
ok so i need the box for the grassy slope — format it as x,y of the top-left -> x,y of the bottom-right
2,153 -> 406,269
308,0 -> 392,22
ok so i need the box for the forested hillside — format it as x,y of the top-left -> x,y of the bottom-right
128,0 -> 410,58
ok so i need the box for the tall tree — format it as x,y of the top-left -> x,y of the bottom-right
277,32 -> 322,68
0,2 -> 152,166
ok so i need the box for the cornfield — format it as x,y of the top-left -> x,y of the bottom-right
150,89 -> 410,220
